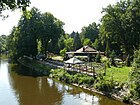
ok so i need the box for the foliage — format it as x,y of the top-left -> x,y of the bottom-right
60,48 -> 67,57
18,57 -> 54,76
50,69 -> 95,86
0,0 -> 30,17
64,38 -> 73,51
99,0 -> 140,56
83,38 -> 91,46
8,7 -> 64,61
130,49 -> 140,99
125,55 -> 131,67
0,35 -> 7,53
73,32 -> 82,50
110,50 -> 116,66
94,79 -> 116,92
95,53 -> 101,63
80,22 -> 99,43
39,12 -> 64,55
123,95 -> 131,104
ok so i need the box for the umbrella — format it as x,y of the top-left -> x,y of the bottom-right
64,57 -> 84,64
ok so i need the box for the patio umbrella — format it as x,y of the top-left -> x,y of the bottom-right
64,57 -> 84,64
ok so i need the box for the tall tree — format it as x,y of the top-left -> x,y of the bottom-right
8,7 -> 42,60
16,7 -> 41,58
39,12 -> 64,55
73,32 -> 82,50
99,0 -> 140,56
80,22 -> 99,43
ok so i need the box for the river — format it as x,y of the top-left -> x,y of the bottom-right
0,60 -> 128,105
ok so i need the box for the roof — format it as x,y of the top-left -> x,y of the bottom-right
66,45 -> 104,55
64,57 -> 84,64
76,45 -> 97,52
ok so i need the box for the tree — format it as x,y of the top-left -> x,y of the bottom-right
83,38 -> 92,46
39,12 -> 64,56
8,7 -> 42,60
0,0 -> 30,12
16,7 -> 41,58
130,49 -> 140,99
80,22 -> 99,43
8,7 -> 64,61
0,0 -> 30,18
64,38 -> 73,51
57,35 -> 66,51
99,0 -> 140,57
73,32 -> 82,50
0,35 -> 7,53
7,26 -> 20,61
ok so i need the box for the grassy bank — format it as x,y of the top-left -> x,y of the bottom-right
105,66 -> 131,83
18,57 -> 56,76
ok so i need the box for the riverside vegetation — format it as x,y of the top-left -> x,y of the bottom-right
18,56 -> 139,104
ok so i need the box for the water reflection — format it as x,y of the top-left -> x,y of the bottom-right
9,73 -> 63,105
0,60 -> 19,105
0,60 -> 128,105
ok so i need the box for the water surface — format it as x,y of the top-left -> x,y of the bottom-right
0,60 -> 128,105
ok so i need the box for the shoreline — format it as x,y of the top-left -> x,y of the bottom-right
71,83 -> 140,105
17,57 -> 140,105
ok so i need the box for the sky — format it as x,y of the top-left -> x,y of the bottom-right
0,0 -> 119,35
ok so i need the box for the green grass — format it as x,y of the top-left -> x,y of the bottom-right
52,56 -> 63,61
104,66 -> 131,83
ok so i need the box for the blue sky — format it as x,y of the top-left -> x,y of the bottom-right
0,0 -> 119,35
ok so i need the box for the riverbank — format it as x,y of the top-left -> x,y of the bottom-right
18,57 -> 140,105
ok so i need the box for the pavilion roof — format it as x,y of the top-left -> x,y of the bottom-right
76,45 -> 97,52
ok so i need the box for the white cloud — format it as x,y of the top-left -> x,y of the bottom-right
0,0 -> 118,35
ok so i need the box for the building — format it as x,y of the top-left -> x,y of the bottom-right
65,45 -> 104,61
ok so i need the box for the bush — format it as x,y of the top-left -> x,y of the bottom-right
60,48 -> 67,57
94,77 -> 116,92
50,69 -> 95,86
123,95 -> 131,104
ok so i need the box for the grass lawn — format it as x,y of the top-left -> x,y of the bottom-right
104,66 -> 132,83
52,56 -> 63,61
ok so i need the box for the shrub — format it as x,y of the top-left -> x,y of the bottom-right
60,48 -> 67,57
94,78 -> 116,92
123,95 -> 131,104
50,69 -> 95,86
